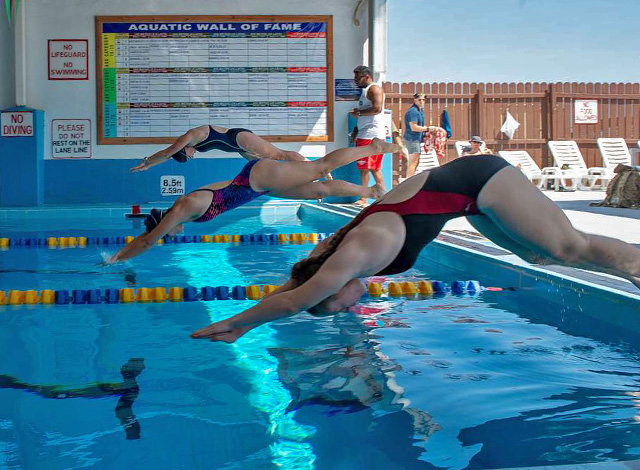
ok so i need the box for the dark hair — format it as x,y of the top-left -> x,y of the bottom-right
144,208 -> 168,233
171,148 -> 188,163
290,208 -> 372,290
353,65 -> 372,77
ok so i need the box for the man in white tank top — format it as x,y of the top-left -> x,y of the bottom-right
350,65 -> 386,206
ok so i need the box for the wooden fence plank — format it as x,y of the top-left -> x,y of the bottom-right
382,80 -> 640,183
624,83 -> 633,141
453,82 -> 462,146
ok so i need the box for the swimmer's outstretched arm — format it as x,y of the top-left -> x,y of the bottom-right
191,246 -> 367,343
130,126 -> 208,172
107,201 -> 193,263
261,279 -> 294,299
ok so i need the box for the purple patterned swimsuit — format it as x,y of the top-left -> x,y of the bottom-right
192,160 -> 267,223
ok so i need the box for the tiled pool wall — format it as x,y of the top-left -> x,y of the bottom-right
42,157 -> 248,204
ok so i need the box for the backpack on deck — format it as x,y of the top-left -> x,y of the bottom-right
590,164 -> 640,209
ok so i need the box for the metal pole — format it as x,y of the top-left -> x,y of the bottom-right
14,1 -> 26,106
368,0 -> 387,82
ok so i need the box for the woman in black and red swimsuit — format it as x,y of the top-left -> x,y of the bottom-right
192,155 -> 640,343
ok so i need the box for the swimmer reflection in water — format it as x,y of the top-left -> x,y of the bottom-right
108,139 -> 398,263
0,358 -> 145,439
192,155 -> 640,343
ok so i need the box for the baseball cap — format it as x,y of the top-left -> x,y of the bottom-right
469,136 -> 483,143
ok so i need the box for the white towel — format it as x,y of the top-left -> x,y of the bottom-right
500,111 -> 520,140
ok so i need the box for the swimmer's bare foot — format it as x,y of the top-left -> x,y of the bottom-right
354,198 -> 368,207
367,183 -> 386,200
371,138 -> 400,155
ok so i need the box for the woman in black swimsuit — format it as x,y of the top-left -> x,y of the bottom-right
192,155 -> 640,343
130,125 -> 308,172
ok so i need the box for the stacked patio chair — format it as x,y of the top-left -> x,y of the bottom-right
596,138 -> 633,177
547,140 -> 609,190
498,150 -> 563,190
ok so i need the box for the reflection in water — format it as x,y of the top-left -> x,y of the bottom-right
459,385 -> 640,467
123,267 -> 137,286
0,358 -> 145,440
270,312 -> 440,445
177,246 -> 316,470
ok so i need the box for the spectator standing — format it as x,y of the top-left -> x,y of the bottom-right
403,93 -> 428,178
350,65 -> 386,206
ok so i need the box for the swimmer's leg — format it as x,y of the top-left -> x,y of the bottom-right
274,180 -> 385,200
466,215 -> 552,265
236,132 -> 305,161
477,166 -> 640,289
251,139 -> 399,192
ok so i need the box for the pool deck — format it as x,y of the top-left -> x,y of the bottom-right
318,189 -> 640,301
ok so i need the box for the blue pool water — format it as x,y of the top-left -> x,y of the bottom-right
1,204 -> 640,470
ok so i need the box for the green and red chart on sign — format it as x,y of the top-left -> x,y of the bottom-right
4,0 -> 20,24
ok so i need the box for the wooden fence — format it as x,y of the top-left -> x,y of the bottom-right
383,82 -> 640,182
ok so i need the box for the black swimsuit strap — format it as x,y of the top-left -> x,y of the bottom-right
188,188 -> 216,195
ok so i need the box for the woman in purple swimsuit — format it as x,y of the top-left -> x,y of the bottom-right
191,155 -> 640,343
108,138 -> 398,263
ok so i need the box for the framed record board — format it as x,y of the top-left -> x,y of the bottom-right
96,15 -> 333,145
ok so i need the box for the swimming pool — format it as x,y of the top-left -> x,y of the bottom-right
1,201 -> 640,470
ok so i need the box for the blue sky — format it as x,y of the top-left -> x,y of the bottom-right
387,0 -> 640,83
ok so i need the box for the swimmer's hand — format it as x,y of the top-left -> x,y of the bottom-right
191,319 -> 253,343
96,251 -> 118,266
130,158 -> 151,173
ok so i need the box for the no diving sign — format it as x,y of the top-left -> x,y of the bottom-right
1,111 -> 33,137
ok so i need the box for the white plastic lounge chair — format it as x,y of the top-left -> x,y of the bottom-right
398,147 -> 440,183
498,150 -> 562,190
547,140 -> 609,190
597,138 -> 632,177
455,140 -> 487,158
416,148 -> 440,173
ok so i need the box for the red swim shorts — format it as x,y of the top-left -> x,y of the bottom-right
355,138 -> 384,170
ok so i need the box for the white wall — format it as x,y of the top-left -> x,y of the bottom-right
22,0 -> 370,159
0,18 -> 15,108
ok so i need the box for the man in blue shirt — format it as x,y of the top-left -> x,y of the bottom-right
403,93 -> 428,178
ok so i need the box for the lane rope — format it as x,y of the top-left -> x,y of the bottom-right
0,280 -> 487,306
0,233 -> 331,249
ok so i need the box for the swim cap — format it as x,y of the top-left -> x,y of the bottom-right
171,148 -> 189,163
144,208 -> 167,233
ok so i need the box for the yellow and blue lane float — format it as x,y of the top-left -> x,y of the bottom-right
0,280 -> 484,308
0,233 -> 331,249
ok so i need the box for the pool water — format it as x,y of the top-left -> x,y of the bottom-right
1,206 -> 640,470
